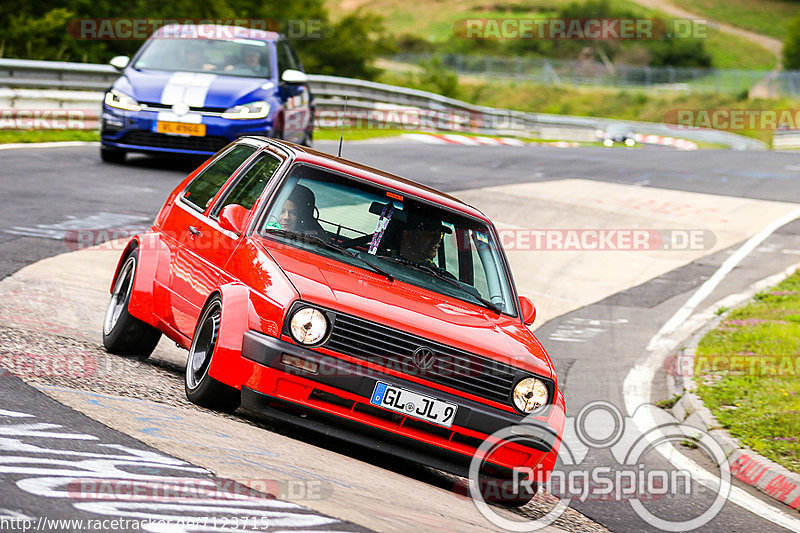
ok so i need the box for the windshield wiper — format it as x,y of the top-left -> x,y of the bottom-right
265,229 -> 395,282
377,255 -> 502,314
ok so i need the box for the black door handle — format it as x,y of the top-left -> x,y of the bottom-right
188,226 -> 201,236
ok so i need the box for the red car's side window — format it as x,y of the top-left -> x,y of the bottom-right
183,145 -> 256,212
213,154 -> 282,216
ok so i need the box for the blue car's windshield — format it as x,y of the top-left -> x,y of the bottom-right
134,38 -> 272,78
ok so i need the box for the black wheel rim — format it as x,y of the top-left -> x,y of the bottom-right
186,301 -> 221,391
103,256 -> 135,335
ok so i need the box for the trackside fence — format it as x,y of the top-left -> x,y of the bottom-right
0,58 -> 766,150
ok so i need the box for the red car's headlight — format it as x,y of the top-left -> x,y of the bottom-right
513,377 -> 549,413
289,307 -> 328,345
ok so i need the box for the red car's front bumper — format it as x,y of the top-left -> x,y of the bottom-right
239,330 -> 564,480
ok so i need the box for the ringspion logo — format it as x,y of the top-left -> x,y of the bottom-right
468,402 -> 731,531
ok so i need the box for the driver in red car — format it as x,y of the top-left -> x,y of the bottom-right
399,213 -> 446,266
277,185 -> 326,237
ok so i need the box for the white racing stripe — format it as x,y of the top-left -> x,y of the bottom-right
160,72 -> 217,109
623,207 -> 800,531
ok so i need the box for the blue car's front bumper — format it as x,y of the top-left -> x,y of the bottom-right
100,106 -> 275,156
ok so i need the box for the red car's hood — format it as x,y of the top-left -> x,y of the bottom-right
265,243 -> 554,379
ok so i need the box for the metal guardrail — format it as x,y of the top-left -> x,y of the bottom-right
773,131 -> 800,150
0,58 -> 120,91
0,58 -> 766,150
391,53 -> 800,98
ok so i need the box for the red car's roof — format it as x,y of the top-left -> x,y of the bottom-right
251,138 -> 491,223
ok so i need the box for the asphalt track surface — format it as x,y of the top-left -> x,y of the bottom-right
2,142 -> 800,532
0,375 -> 368,532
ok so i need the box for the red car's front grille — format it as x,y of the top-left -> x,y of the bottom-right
324,312 -> 520,404
304,386 -> 532,468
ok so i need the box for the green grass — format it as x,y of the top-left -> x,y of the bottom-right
703,31 -> 777,70
656,394 -> 682,409
0,127 -> 588,147
671,0 -> 800,41
314,127 -> 592,143
326,0 -> 571,40
314,128 -> 419,141
328,0 -> 654,41
328,0 -> 777,70
0,130 -> 99,143
379,71 -> 799,144
694,271 -> 800,473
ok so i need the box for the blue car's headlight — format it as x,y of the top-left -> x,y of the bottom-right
222,101 -> 270,120
104,89 -> 141,112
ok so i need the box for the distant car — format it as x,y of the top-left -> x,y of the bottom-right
102,137 -> 565,503
599,124 -> 636,147
100,24 -> 313,163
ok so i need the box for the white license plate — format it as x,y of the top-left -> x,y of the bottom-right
370,382 -> 458,428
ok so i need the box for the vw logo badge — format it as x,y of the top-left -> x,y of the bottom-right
412,347 -> 436,371
172,102 -> 190,116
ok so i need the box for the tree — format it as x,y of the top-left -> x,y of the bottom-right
0,0 -> 391,80
784,14 -> 800,70
647,37 -> 712,68
292,10 -> 394,80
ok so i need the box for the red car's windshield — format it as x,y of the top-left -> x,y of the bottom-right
260,164 -> 517,315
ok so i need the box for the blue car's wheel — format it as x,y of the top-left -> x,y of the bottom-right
100,147 -> 127,164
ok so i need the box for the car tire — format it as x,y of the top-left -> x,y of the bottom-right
492,482 -> 537,508
184,296 -> 241,413
102,248 -> 162,358
474,473 -> 538,508
100,147 -> 127,164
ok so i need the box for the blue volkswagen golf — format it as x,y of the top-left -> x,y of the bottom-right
100,24 -> 314,163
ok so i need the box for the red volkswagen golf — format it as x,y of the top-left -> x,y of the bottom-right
102,137 -> 565,500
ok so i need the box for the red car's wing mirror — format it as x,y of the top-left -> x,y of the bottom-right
219,204 -> 248,235
518,295 -> 536,326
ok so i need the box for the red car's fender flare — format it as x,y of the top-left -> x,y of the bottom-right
206,283 -> 252,389
109,234 -> 166,328
206,282 -> 290,389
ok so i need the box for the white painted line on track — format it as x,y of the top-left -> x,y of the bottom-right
623,207 -> 800,531
0,141 -> 99,151
646,206 -> 800,354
